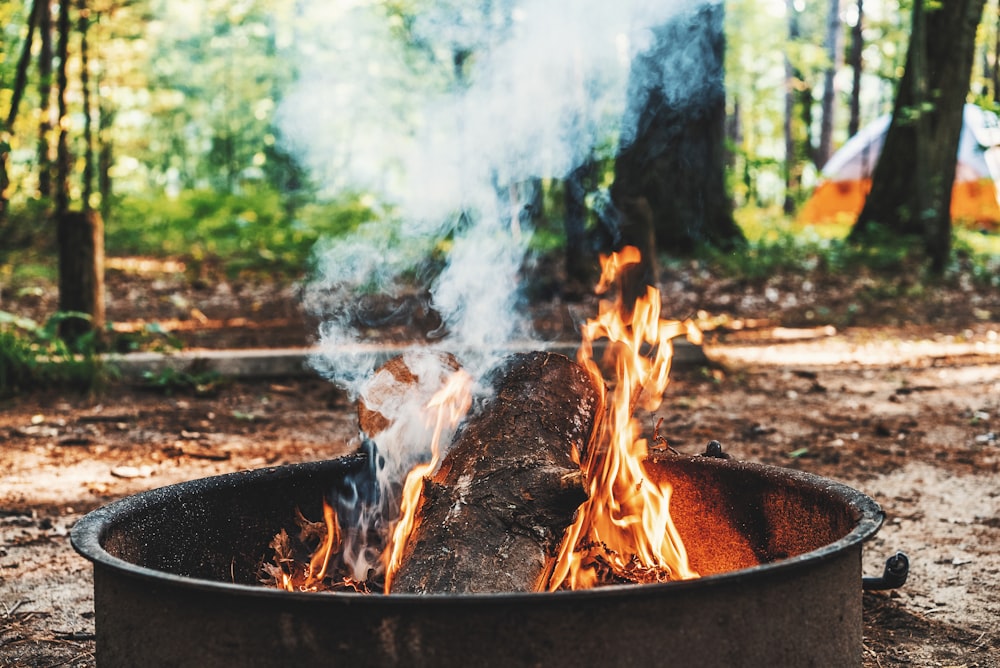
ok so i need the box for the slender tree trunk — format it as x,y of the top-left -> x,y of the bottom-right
784,0 -> 802,214
78,0 -> 94,207
99,108 -> 114,223
850,0 -> 986,273
1,0 -> 42,225
993,2 -> 1000,103
38,0 -> 53,199
5,0 -> 40,130
818,0 -> 844,167
92,9 -> 113,222
55,0 -> 70,217
848,0 -> 864,137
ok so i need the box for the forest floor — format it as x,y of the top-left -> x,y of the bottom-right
1,255 -> 999,667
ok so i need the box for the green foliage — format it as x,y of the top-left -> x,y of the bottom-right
713,208 -> 997,283
0,311 -> 109,398
139,366 -> 224,396
108,188 -> 375,276
109,322 -> 185,355
0,198 -> 56,255
952,228 -> 1000,288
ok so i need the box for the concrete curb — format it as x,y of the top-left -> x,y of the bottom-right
107,339 -> 709,381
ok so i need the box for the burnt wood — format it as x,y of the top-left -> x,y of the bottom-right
391,351 -> 600,594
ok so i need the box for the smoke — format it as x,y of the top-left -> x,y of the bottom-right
278,0 -> 717,581
283,0 -> 713,385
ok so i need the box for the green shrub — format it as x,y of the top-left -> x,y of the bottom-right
108,187 -> 376,276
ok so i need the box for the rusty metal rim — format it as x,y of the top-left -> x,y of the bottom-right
71,455 -> 884,605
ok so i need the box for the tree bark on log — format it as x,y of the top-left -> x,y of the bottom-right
391,351 -> 600,594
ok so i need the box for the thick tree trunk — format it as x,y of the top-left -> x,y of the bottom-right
57,210 -> 105,338
563,160 -> 597,289
391,352 -> 599,594
850,0 -> 985,273
52,0 -> 105,340
610,1 -> 744,269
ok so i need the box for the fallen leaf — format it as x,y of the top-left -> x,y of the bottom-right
110,465 -> 154,479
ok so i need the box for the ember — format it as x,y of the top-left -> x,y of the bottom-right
262,246 -> 709,594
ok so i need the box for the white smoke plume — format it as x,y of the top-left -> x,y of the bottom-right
278,0 -> 716,582
283,0 -> 711,385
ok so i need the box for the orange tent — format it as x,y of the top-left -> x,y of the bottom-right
799,104 -> 1000,229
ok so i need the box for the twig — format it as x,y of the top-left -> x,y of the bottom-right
861,643 -> 884,668
2,599 -> 29,617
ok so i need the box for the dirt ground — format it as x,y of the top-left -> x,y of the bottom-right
1,257 -> 999,666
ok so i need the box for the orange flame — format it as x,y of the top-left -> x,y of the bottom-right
270,502 -> 342,592
305,500 -> 341,586
382,368 -> 474,592
543,246 -> 702,590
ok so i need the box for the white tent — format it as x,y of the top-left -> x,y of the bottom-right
800,104 -> 1000,228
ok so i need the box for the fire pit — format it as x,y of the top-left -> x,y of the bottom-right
72,447 -> 890,667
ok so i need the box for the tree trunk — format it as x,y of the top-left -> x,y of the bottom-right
848,0 -> 864,137
994,3 -> 1000,104
784,0 -> 802,214
57,209 -> 106,338
38,0 -> 53,199
98,107 -> 114,223
391,351 -> 598,594
78,0 -> 94,207
610,1 -> 744,270
818,0 -> 844,166
1,0 -> 42,225
850,0 -> 986,273
55,0 -> 70,217
53,0 -> 106,340
563,160 -> 597,289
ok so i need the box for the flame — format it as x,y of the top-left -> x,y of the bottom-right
305,500 -> 341,586
265,368 -> 472,594
266,246 -> 702,594
543,246 -> 703,590
268,503 -> 342,592
382,368 -> 474,592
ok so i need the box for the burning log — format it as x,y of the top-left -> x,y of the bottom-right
358,351 -> 462,439
390,351 -> 600,594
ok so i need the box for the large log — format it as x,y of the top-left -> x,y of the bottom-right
391,351 -> 600,594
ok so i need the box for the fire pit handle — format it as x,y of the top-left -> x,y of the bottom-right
862,551 -> 909,590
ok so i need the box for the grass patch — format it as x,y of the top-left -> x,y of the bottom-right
0,311 -> 111,398
721,207 -> 999,284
